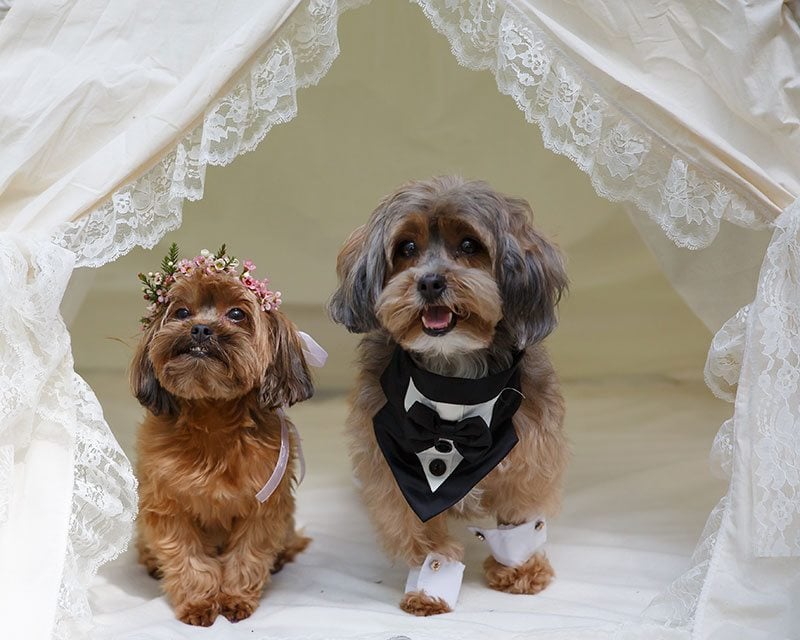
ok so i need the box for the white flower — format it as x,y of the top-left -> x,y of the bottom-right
664,176 -> 713,225
575,99 -> 602,135
597,123 -> 648,179
759,306 -> 793,359
112,191 -> 133,214
775,363 -> 800,399
771,493 -> 796,530
547,67 -> 579,127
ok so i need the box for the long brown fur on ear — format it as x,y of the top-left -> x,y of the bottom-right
260,312 -> 314,409
328,224 -> 372,333
130,321 -> 178,417
498,196 -> 568,348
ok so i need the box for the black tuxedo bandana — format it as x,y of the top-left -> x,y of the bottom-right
373,347 -> 525,522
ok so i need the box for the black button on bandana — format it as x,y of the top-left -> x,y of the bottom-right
434,439 -> 453,453
428,459 -> 447,476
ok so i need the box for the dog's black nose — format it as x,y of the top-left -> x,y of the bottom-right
190,324 -> 213,343
418,273 -> 447,301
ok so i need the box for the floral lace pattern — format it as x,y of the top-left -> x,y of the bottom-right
413,0 -> 770,249
53,376 -> 137,640
740,202 -> 800,556
709,419 -> 734,481
705,305 -> 750,403
704,308 -> 748,494
0,236 -> 137,639
644,496 -> 728,629
51,0 -> 369,268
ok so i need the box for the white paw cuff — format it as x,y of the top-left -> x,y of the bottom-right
468,517 -> 547,567
404,553 -> 465,609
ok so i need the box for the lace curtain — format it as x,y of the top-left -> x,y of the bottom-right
412,1 -> 773,250
0,236 -> 137,639
2,1 -> 367,637
51,0 -> 370,268
1,0 -> 799,637
704,204 -> 800,557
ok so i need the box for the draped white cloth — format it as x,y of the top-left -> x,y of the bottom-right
1,0 -> 799,638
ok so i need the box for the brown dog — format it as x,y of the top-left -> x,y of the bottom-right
329,177 -> 568,615
131,250 -> 312,626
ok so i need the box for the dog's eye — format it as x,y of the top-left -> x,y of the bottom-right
174,308 -> 191,320
397,240 -> 417,258
459,238 -> 480,255
227,308 -> 246,322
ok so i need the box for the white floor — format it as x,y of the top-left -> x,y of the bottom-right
85,373 -> 729,640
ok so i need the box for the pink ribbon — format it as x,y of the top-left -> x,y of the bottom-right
255,332 -> 326,503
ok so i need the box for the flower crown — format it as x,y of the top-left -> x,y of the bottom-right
138,243 -> 282,326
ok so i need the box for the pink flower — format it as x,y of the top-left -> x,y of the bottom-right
142,249 -> 283,326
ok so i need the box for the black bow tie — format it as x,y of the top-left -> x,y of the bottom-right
404,401 -> 493,462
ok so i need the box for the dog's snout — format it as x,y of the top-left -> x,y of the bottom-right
190,324 -> 213,343
418,273 -> 447,301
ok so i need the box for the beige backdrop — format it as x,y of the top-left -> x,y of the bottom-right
69,1 -> 718,394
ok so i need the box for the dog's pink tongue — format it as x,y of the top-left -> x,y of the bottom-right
422,306 -> 453,330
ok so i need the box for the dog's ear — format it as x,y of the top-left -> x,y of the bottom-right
260,312 -> 314,409
498,196 -> 568,348
130,321 -> 178,417
327,223 -> 385,333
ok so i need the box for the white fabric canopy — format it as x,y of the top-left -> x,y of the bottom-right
1,0 -> 799,638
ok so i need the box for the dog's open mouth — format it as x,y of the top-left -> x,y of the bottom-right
421,306 -> 457,336
183,344 -> 218,359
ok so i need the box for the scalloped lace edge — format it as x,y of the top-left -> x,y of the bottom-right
51,0 -> 369,269
47,0 -> 368,635
412,0 -> 770,250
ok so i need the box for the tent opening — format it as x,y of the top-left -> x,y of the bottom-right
68,3 -> 731,636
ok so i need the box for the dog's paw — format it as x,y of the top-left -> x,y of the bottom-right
271,533 -> 311,574
137,543 -> 162,579
219,594 -> 258,623
399,591 -> 452,616
483,552 -> 554,594
176,600 -> 220,626
146,565 -> 164,580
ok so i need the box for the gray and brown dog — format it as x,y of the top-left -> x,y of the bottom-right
329,176 -> 568,615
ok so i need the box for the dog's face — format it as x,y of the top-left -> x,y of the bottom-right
131,271 -> 312,415
329,177 -> 567,355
